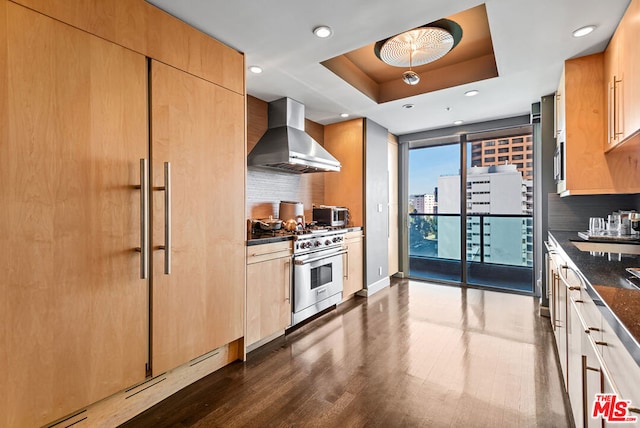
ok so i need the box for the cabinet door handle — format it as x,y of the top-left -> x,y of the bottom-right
344,246 -> 349,280
135,158 -> 150,279
613,76 -> 624,137
284,258 -> 290,303
157,162 -> 171,274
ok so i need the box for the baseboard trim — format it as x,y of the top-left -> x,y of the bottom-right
356,277 -> 390,297
46,339 -> 242,428
539,305 -> 550,318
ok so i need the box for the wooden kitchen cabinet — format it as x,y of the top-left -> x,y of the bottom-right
558,54 -> 614,195
150,61 -> 245,375
1,1 -> 246,425
343,231 -> 364,299
246,241 -> 292,348
0,3 -> 148,426
604,21 -> 625,150
605,0 -> 640,151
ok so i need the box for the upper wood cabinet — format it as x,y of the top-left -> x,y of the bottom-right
604,12 -> 626,149
605,0 -> 640,151
10,0 -> 244,95
558,54 -> 614,196
1,4 -> 149,426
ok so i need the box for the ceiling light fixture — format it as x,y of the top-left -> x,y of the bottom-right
572,25 -> 596,38
464,89 -> 479,97
313,26 -> 333,38
374,19 -> 462,85
453,120 -> 464,125
340,113 -> 349,118
248,65 -> 263,74
402,104 -> 414,109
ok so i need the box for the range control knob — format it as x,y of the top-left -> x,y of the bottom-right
325,240 -> 331,246
315,240 -> 321,247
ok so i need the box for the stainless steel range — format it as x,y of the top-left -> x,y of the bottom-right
291,229 -> 347,326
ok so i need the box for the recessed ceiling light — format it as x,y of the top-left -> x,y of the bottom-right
340,113 -> 349,118
248,65 -> 263,74
464,89 -> 479,97
402,104 -> 414,109
572,25 -> 596,38
453,120 -> 464,125
313,26 -> 333,38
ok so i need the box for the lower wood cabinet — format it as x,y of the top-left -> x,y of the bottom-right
549,235 -> 640,427
246,241 -> 292,347
343,231 -> 364,299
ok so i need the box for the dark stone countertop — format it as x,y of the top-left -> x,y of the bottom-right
246,226 -> 364,246
549,230 -> 640,366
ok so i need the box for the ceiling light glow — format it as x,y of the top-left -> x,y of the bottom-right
464,89 -> 479,97
453,120 -> 464,125
572,25 -> 596,38
248,65 -> 263,74
340,113 -> 350,118
313,26 -> 333,38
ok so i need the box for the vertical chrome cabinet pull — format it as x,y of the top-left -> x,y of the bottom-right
137,158 -> 149,279
284,259 -> 290,303
164,162 -> 171,274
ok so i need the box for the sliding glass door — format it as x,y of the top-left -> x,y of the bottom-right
405,129 -> 534,293
408,142 -> 461,282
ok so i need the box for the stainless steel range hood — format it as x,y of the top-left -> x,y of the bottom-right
248,97 -> 341,173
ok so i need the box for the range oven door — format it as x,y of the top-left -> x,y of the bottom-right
293,248 -> 346,315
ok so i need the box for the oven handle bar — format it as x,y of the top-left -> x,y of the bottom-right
294,249 -> 347,265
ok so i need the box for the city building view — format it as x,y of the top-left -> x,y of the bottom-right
408,132 -> 534,290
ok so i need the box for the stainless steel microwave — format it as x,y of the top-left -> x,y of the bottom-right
312,206 -> 349,227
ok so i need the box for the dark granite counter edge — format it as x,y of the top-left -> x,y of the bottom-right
246,235 -> 293,246
549,231 -> 640,367
246,226 -> 364,246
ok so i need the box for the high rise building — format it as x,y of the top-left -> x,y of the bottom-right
437,165 -> 532,267
470,134 -> 533,180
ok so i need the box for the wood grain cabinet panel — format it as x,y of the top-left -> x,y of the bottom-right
560,54 -> 614,195
11,0 -> 244,94
604,20 -> 625,150
0,3 -> 148,426
324,119 -> 365,226
246,242 -> 292,347
343,232 -> 364,299
150,61 -> 245,375
620,0 -> 640,141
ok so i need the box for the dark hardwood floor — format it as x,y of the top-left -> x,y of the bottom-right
120,278 -> 571,427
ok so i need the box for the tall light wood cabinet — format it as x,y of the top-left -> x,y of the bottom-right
1,1 -> 246,426
150,61 -> 245,375
0,3 -> 148,426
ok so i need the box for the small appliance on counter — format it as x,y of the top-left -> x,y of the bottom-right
279,201 -> 305,230
312,205 -> 349,227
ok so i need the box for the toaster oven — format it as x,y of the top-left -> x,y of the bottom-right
312,206 -> 349,227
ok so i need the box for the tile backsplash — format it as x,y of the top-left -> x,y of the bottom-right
548,193 -> 640,231
247,168 -> 324,220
